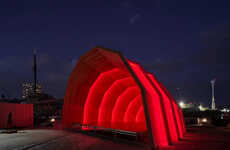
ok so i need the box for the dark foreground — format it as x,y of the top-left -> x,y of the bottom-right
162,126 -> 230,150
0,127 -> 230,150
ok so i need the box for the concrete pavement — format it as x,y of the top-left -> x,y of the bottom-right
162,126 -> 230,150
0,129 -> 144,150
1,127 -> 230,150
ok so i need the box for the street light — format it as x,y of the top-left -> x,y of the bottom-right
199,105 -> 205,111
179,101 -> 185,108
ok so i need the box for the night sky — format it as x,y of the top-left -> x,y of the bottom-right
0,1 -> 230,107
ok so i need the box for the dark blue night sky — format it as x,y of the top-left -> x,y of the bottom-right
0,0 -> 230,106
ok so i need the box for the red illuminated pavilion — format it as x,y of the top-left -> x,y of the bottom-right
62,47 -> 186,148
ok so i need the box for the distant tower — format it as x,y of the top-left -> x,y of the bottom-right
210,78 -> 216,110
33,48 -> 37,96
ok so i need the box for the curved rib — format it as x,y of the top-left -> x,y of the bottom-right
123,95 -> 142,131
147,73 -> 179,143
97,77 -> 137,128
83,68 -> 128,126
111,86 -> 140,130
136,106 -> 147,132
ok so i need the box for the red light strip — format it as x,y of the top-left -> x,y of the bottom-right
128,61 -> 169,147
83,69 -> 128,126
111,86 -> 140,130
179,108 -> 186,133
157,82 -> 183,138
123,95 -> 142,131
97,77 -> 137,128
172,101 -> 183,138
136,106 -> 147,132
147,73 -> 179,143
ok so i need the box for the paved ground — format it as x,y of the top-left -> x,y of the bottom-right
161,126 -> 230,150
0,129 -> 144,150
0,127 -> 230,150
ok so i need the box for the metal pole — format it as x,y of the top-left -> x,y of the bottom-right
33,48 -> 37,96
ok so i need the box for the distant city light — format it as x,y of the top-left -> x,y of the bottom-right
199,105 -> 204,111
198,117 -> 208,125
221,115 -> 224,119
221,108 -> 230,113
179,101 -> 185,108
198,104 -> 209,111
22,82 -> 42,99
50,118 -> 55,123
202,118 -> 207,123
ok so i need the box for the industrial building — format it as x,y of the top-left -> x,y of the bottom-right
22,82 -> 42,99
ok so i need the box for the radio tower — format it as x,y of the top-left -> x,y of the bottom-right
210,78 -> 216,110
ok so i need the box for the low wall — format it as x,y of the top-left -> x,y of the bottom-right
0,103 -> 33,128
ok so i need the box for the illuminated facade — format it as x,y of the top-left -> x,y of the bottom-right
62,47 -> 186,148
22,82 -> 42,99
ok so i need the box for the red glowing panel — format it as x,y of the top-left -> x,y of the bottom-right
179,108 -> 186,133
128,61 -> 169,147
111,87 -> 140,130
136,106 -> 147,132
97,77 -> 137,128
83,68 -> 128,126
157,82 -> 182,137
172,101 -> 183,138
147,73 -> 179,143
123,95 -> 142,131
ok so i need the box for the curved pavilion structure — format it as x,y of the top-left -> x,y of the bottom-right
62,47 -> 186,149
